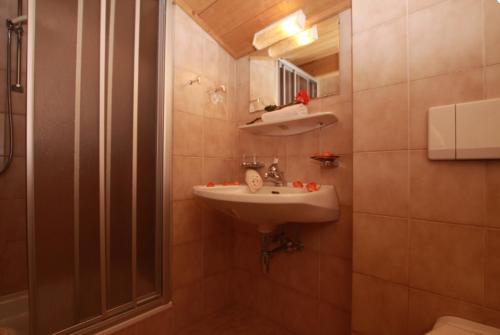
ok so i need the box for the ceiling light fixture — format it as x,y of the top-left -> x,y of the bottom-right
268,25 -> 319,58
252,10 -> 306,50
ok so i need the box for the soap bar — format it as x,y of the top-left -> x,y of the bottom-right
245,169 -> 263,193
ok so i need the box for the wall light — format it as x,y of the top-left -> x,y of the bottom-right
252,10 -> 306,50
268,25 -> 318,58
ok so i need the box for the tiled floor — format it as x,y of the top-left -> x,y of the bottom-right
176,305 -> 295,335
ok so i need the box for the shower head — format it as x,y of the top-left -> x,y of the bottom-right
7,15 -> 27,26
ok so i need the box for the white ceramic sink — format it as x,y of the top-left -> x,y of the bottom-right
193,184 -> 339,233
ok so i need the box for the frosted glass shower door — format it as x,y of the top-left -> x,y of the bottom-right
28,0 -> 166,333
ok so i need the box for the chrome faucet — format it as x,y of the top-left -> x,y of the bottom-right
264,158 -> 286,186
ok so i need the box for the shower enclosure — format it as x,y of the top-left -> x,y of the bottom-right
1,0 -> 171,334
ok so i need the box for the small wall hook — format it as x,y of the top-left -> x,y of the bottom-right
188,76 -> 201,85
211,84 -> 226,93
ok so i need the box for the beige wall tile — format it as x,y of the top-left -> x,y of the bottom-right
408,0 -> 482,80
238,131 -> 286,158
482,308 -> 500,330
486,64 -> 500,99
173,68 -> 207,116
172,156 -> 202,200
173,200 -> 202,245
0,240 -> 27,296
319,102 -> 353,155
286,131 -> 320,156
408,288 -> 484,335
173,111 -> 203,157
264,249 -> 289,287
410,150 -> 485,225
485,0 -> 500,66
319,303 -> 351,335
354,213 -> 409,284
409,219 -> 484,304
203,235 -> 231,276
233,232 -> 261,273
203,157 -> 234,184
353,151 -> 408,217
409,69 -> 483,149
292,223 -> 321,252
308,99 -> 323,114
320,206 -> 353,260
486,229 -> 500,310
319,155 -> 353,207
351,1 -> 500,334
174,8 -> 203,74
202,38 -> 220,82
204,84 -> 234,121
352,273 -> 409,335
286,155 -> 321,184
202,207 -> 233,239
353,0 -> 406,33
172,242 -> 203,289
337,10 -> 353,102
204,118 -> 236,158
354,83 -> 408,152
231,269 -> 258,309
203,272 -> 231,315
273,250 -> 320,299
486,162 -> 500,228
320,255 -> 352,311
353,17 -> 407,92
281,288 -> 320,335
0,157 -> 25,200
173,283 -> 204,332
257,277 -> 286,325
408,0 -> 447,13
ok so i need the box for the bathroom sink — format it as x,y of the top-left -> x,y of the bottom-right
193,184 -> 339,233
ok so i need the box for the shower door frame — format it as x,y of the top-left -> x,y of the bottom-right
25,0 -> 173,333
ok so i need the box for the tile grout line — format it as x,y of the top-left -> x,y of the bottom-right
481,0 -> 487,311
352,64 -> 486,96
405,0 -> 412,329
353,269 -> 500,313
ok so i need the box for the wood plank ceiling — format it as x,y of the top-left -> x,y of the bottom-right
174,0 -> 352,59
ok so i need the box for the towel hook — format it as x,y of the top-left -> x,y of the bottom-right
188,76 -> 201,85
210,84 -> 226,93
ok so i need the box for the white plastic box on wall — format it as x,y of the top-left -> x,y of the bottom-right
428,98 -> 500,160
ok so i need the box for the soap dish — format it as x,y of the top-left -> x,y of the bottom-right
310,153 -> 340,168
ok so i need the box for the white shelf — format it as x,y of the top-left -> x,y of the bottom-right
239,112 -> 338,136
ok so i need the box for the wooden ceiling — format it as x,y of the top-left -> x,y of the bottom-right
174,0 -> 351,59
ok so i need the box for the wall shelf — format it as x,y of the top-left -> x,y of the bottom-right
239,112 -> 337,136
310,154 -> 340,168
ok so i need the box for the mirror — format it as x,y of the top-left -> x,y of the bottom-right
249,15 -> 340,113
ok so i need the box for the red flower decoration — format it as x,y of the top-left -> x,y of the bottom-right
295,89 -> 310,105
306,182 -> 321,192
